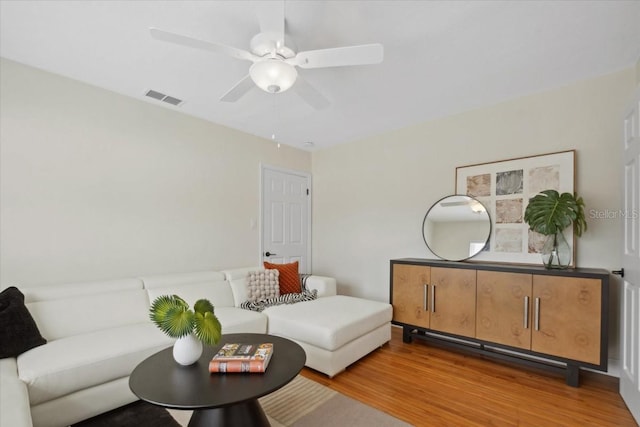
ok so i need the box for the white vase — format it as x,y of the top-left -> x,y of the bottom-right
173,333 -> 203,366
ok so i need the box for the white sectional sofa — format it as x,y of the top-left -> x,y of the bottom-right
1,267 -> 392,427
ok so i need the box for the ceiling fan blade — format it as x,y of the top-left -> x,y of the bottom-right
292,75 -> 330,110
257,1 -> 285,46
150,28 -> 259,62
441,201 -> 473,207
289,43 -> 383,69
220,75 -> 255,102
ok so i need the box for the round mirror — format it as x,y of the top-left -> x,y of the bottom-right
422,195 -> 491,262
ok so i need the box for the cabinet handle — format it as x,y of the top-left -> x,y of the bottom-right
534,297 -> 540,331
423,284 -> 428,311
523,296 -> 529,329
431,285 -> 436,312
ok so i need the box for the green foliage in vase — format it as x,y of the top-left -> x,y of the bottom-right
150,295 -> 222,346
524,189 -> 587,237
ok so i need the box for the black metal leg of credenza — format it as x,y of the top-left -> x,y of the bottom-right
402,327 -> 413,343
566,364 -> 580,387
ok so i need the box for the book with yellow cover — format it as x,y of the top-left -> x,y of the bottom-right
209,343 -> 273,373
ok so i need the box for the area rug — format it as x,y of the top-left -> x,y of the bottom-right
71,400 -> 180,427
72,376 -> 410,427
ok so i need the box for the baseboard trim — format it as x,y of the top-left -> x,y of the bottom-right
588,358 -> 620,378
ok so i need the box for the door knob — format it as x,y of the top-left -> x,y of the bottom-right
265,251 -> 277,257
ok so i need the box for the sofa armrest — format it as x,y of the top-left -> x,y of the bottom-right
1,358 -> 33,427
304,276 -> 337,298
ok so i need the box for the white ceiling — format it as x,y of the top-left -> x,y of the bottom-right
1,1 -> 639,151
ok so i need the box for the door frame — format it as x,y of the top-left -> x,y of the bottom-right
259,163 -> 312,272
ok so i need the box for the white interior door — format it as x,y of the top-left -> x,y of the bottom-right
621,87 -> 640,424
261,165 -> 311,273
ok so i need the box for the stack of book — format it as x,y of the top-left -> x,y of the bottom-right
208,342 -> 274,373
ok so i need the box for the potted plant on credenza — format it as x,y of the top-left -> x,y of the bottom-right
524,189 -> 587,269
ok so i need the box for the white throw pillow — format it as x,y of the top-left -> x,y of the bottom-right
246,270 -> 280,302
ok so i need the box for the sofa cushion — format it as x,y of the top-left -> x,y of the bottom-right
264,261 -> 301,294
0,287 -> 47,358
146,280 -> 236,309
17,322 -> 173,406
26,289 -> 150,341
264,295 -> 392,351
140,271 -> 226,289
221,267 -> 261,307
246,270 -> 280,302
213,307 -> 267,334
21,278 -> 144,303
221,267 -> 260,281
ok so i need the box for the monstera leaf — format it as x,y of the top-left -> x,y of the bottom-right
524,190 -> 587,237
150,295 -> 221,346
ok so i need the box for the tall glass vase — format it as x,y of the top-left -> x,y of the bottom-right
541,230 -> 571,269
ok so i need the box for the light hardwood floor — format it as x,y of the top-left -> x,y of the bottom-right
300,326 -> 637,427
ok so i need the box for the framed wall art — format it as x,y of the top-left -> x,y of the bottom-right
455,150 -> 575,265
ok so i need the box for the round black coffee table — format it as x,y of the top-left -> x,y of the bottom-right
129,333 -> 306,427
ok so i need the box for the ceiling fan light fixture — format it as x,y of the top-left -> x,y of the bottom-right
470,201 -> 486,213
250,59 -> 297,93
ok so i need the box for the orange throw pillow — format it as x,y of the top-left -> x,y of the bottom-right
263,261 -> 301,294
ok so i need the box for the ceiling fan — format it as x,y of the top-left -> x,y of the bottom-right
149,2 -> 383,109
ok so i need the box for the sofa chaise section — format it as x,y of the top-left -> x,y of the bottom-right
265,295 -> 392,377
222,267 -> 393,377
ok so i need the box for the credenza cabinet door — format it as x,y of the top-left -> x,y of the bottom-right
430,267 -> 476,338
476,271 -> 532,350
531,275 -> 602,365
392,264 -> 430,328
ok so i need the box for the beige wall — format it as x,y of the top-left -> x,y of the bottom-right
312,68 -> 636,365
0,58 -> 311,285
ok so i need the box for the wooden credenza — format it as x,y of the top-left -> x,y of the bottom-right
390,258 -> 609,386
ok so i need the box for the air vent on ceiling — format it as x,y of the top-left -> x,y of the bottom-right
144,89 -> 183,106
